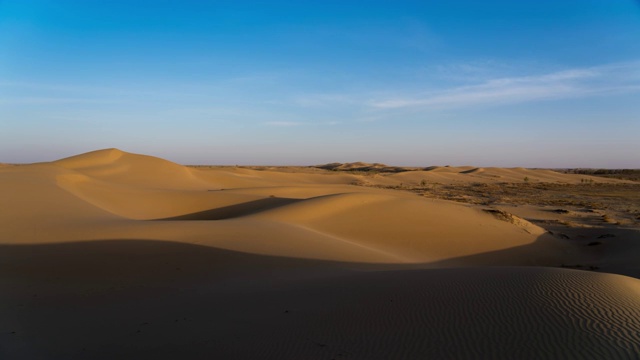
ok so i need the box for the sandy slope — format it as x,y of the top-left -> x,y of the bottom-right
1,148 -> 640,359
1,149 -> 564,264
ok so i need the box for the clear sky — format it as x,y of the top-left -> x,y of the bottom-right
1,0 -> 639,167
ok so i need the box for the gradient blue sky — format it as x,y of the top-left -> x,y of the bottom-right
1,0 -> 639,167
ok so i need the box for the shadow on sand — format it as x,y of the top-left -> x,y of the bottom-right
153,197 -> 303,221
1,237 -> 639,359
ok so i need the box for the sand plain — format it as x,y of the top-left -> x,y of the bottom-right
1,148 -> 640,359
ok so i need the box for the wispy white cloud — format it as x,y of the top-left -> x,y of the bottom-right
264,120 -> 341,127
0,80 -> 211,100
264,121 -> 304,127
292,93 -> 359,107
370,61 -> 640,109
0,81 -> 113,93
0,96 -> 119,105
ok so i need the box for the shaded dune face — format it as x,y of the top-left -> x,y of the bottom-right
1,240 -> 640,359
2,148 -> 640,359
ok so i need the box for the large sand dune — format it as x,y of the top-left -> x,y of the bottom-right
1,148 -> 639,358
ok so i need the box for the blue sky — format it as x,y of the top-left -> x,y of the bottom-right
1,0 -> 639,167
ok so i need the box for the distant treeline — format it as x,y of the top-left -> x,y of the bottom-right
556,169 -> 640,181
560,169 -> 640,175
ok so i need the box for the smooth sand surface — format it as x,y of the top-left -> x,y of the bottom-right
2,148 -> 640,359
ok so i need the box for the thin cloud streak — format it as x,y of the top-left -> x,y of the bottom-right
0,79 -> 260,101
0,97 -> 120,105
265,121 -> 304,127
370,61 -> 640,109
292,93 -> 360,107
265,120 -> 342,127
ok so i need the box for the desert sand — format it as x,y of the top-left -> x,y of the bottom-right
1,148 -> 640,359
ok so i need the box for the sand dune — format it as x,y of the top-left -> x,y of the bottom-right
1,148 -> 639,358
55,148 -> 212,190
2,241 -> 640,359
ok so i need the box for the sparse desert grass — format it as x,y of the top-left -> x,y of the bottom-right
355,181 -> 640,225
558,169 -> 640,182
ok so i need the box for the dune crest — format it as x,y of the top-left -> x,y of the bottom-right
55,148 -> 211,190
54,148 -> 125,169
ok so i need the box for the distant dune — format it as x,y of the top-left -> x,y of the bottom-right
1,148 -> 639,359
316,161 -> 409,173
